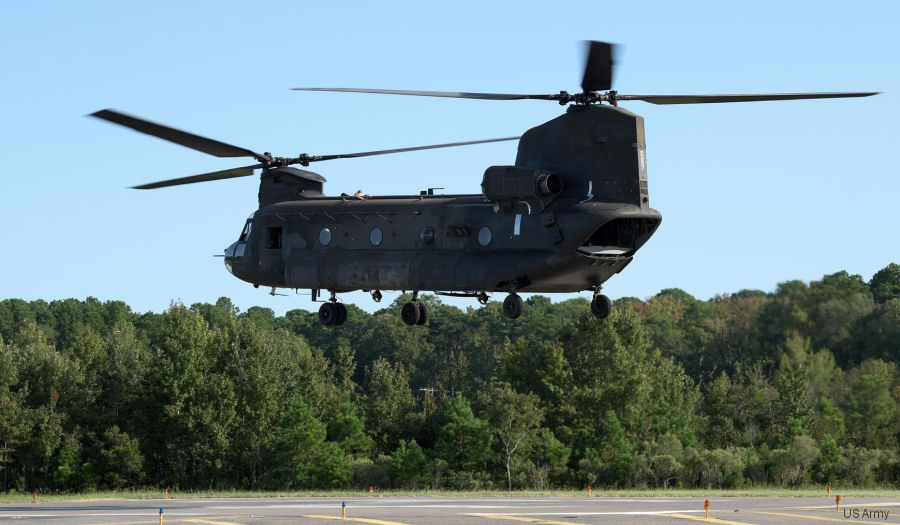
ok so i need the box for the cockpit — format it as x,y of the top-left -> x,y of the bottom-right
224,212 -> 254,275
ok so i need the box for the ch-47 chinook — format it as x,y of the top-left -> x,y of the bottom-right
90,41 -> 877,327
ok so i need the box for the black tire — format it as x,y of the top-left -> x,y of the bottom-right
401,301 -> 420,325
319,302 -> 337,325
503,293 -> 524,319
416,301 -> 429,325
591,294 -> 612,319
335,303 -> 348,325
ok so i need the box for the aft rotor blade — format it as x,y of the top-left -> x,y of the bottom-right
293,87 -> 559,101
308,136 -> 521,163
581,41 -> 617,92
90,109 -> 268,161
617,92 -> 879,105
132,164 -> 262,190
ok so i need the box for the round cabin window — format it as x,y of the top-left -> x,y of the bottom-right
421,227 -> 435,244
478,226 -> 492,246
319,228 -> 332,246
369,227 -> 383,246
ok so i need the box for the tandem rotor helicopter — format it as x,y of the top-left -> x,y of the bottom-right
90,41 -> 876,327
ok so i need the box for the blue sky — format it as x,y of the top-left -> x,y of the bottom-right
1,1 -> 897,315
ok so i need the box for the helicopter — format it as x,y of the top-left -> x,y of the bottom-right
90,41 -> 877,327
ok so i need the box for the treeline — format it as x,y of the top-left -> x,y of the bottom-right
0,263 -> 898,492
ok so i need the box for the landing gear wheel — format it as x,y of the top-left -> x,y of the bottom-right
319,302 -> 338,325
503,293 -> 524,319
416,301 -> 429,325
401,302 -> 421,325
334,302 -> 348,325
591,294 -> 612,319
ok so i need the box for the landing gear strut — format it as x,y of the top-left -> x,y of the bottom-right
401,291 -> 428,326
503,293 -> 524,319
591,288 -> 611,319
319,292 -> 348,326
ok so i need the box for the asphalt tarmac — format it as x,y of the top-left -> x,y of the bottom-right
1,495 -> 898,525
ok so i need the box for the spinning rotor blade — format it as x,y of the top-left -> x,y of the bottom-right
127,133 -> 519,189
90,109 -> 268,161
292,87 -> 559,101
132,164 -> 262,190
617,92 -> 880,104
581,41 -> 616,92
308,136 -> 521,163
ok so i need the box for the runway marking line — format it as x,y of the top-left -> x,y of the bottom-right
305,514 -> 412,525
180,517 -> 242,525
794,502 -> 900,510
79,521 -> 158,525
756,510 -> 900,524
661,512 -> 756,525
472,513 -> 583,525
79,516 -> 243,525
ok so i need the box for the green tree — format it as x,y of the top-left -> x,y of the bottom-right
328,398 -> 372,456
479,382 -> 543,490
560,308 -> 698,452
143,304 -> 236,487
647,434 -> 684,489
0,338 -> 31,492
772,335 -> 813,441
842,360 -> 899,448
529,429 -> 570,488
219,317 -> 285,488
273,395 -> 350,489
391,439 -> 427,488
771,435 -> 819,486
701,373 -> 740,447
362,358 -> 414,452
435,394 -> 491,474
597,410 -> 635,486
851,298 -> 900,363
97,426 -> 144,488
869,262 -> 900,305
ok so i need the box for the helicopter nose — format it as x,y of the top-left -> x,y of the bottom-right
224,242 -> 238,275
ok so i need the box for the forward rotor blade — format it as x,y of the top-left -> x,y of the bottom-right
132,164 -> 262,190
292,87 -> 559,101
308,136 -> 521,163
617,92 -> 879,105
582,41 -> 617,93
90,109 -> 268,161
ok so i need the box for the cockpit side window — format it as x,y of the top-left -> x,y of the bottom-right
239,219 -> 253,242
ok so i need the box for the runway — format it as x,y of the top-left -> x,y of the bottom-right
1,496 -> 898,525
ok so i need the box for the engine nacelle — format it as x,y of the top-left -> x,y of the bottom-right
258,167 -> 326,207
481,165 -> 562,213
